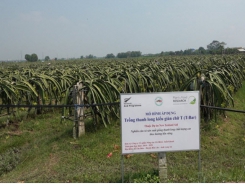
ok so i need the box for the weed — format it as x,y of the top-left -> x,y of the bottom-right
0,147 -> 20,176
133,173 -> 160,183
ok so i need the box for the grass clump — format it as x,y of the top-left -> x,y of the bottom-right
133,173 -> 160,183
0,147 -> 20,176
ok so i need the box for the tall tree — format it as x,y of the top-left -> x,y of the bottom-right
25,53 -> 38,62
207,40 -> 226,50
44,56 -> 50,61
25,54 -> 31,61
198,47 -> 206,54
207,40 -> 226,54
105,53 -> 115,58
31,53 -> 38,62
207,40 -> 220,50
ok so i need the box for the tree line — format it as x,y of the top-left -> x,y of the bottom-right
161,40 -> 241,56
81,41 -> 243,59
25,40 -> 243,62
80,51 -> 142,59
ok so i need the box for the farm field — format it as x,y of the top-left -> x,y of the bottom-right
1,55 -> 245,126
0,55 -> 245,182
0,82 -> 244,182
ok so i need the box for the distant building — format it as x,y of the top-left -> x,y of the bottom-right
226,47 -> 245,54
237,48 -> 245,52
229,47 -> 245,51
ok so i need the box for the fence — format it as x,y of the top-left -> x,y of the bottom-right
1,102 -> 245,137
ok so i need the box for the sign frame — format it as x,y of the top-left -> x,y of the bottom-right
120,91 -> 200,155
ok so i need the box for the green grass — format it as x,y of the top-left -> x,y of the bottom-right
0,86 -> 245,182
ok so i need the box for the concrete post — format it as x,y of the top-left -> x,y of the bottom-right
73,82 -> 85,138
158,152 -> 167,182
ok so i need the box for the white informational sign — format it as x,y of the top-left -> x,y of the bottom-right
120,91 -> 200,154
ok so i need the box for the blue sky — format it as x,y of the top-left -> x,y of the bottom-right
1,0 -> 245,60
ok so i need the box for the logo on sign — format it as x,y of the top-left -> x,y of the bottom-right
124,97 -> 131,103
123,97 -> 141,108
188,96 -> 196,104
155,97 -> 163,106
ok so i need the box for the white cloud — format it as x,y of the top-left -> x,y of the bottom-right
57,16 -> 70,24
229,25 -> 236,31
19,11 -> 44,22
146,11 -> 151,16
